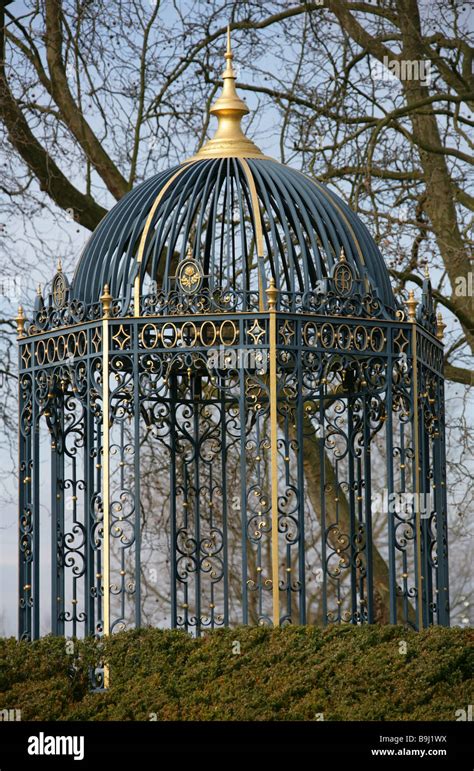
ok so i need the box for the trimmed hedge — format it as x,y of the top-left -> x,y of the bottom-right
0,625 -> 472,721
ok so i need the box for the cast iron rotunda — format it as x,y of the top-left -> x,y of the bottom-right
17,30 -> 449,647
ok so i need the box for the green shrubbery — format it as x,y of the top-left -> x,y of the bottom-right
0,625 -> 472,721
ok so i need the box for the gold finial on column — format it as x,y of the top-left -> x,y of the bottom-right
100,284 -> 113,318
266,277 -> 278,311
404,289 -> 418,322
188,25 -> 266,160
16,305 -> 25,337
436,311 -> 446,341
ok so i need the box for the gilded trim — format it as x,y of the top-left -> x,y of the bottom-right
133,164 -> 192,316
239,158 -> 265,311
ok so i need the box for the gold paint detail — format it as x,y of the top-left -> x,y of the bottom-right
268,279 -> 280,627
100,284 -> 113,318
112,324 -> 131,351
187,27 -> 267,161
405,290 -> 418,323
92,327 -> 102,353
21,344 -> 31,368
436,311 -> 446,342
247,319 -> 266,345
240,158 -> 266,309
333,261 -> 354,296
16,306 -> 25,338
176,259 -> 203,294
133,165 -> 191,317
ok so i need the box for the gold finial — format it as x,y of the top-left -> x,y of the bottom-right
404,289 -> 418,322
36,283 -> 42,296
424,263 -> 429,279
16,305 -> 25,337
266,277 -> 278,310
100,283 -> 113,318
57,257 -> 62,272
436,311 -> 446,341
339,247 -> 347,262
188,26 -> 267,161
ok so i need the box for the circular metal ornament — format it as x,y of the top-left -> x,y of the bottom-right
333,262 -> 354,296
52,271 -> 67,308
176,259 -> 203,295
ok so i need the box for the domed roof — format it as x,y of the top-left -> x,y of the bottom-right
71,30 -> 395,313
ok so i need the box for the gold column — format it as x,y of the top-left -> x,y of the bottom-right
100,284 -> 112,686
405,290 -> 423,630
267,279 -> 280,626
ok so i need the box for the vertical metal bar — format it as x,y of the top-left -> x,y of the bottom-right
71,452 -> 78,640
18,349 -> 33,639
51,404 -> 64,636
421,419 -> 433,627
101,289 -> 111,687
363,393 -> 374,623
386,332 -> 396,624
267,281 -> 280,626
239,360 -> 248,624
32,370 -> 40,640
319,390 -> 327,626
295,319 -> 306,624
220,381 -> 229,626
193,396 -> 201,635
411,324 -> 424,631
347,400 -> 357,623
400,421 -> 409,624
85,330 -> 96,635
133,323 -> 141,628
435,373 -> 450,626
169,373 -> 178,628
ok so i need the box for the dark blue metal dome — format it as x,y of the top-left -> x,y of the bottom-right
71,34 -> 395,314
72,156 -> 395,311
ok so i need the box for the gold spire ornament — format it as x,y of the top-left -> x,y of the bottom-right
436,311 -> 446,341
100,284 -> 113,318
16,305 -> 25,337
404,289 -> 418,322
188,26 -> 268,160
266,277 -> 278,310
